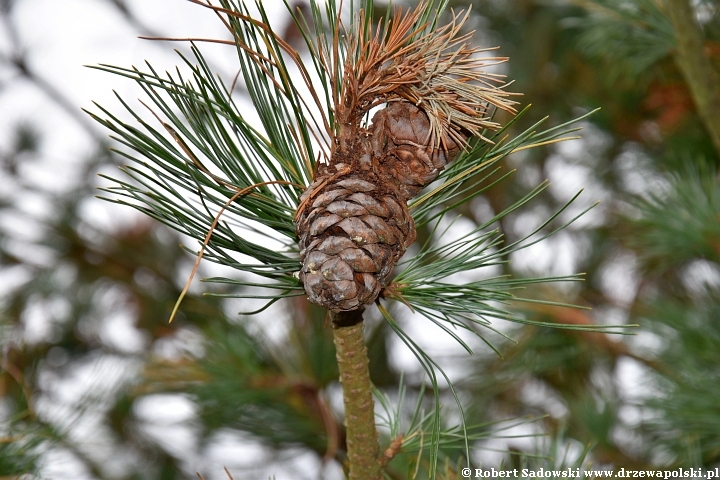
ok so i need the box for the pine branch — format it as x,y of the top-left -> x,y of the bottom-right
667,0 -> 720,157
575,0 -> 674,81
331,310 -> 381,479
88,2 -> 623,477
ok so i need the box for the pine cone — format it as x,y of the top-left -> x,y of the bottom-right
296,101 -> 462,311
371,102 -> 460,199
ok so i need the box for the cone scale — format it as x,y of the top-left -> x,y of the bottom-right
296,102 -> 460,312
290,4 -> 518,475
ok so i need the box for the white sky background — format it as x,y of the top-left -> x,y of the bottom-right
0,0 -> 660,478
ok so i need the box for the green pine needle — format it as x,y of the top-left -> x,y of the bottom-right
88,2 -> 634,476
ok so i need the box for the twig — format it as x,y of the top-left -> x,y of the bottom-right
331,310 -> 382,480
667,0 -> 720,157
378,434 -> 404,468
138,100 -> 302,323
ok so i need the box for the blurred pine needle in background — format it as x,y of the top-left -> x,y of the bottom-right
1,0 -> 719,478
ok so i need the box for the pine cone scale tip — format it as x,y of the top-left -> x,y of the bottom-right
295,2 -> 516,311
296,103 -> 461,311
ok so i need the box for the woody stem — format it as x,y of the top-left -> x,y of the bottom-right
331,309 -> 381,480
667,0 -> 720,158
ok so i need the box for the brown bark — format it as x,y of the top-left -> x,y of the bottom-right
331,310 -> 381,480
667,0 -> 720,157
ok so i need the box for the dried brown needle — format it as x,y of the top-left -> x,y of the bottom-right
336,1 -> 520,148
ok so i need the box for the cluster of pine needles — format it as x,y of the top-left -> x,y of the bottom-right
88,0 -> 632,475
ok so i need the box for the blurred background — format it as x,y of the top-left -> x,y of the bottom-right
1,0 -> 719,478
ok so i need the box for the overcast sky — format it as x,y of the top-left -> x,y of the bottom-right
0,1 -> 653,478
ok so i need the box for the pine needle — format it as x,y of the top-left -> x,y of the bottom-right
168,179 -> 298,324
336,1 -> 521,149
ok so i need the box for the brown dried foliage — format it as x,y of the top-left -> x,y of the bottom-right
295,3 -> 518,311
335,2 -> 519,147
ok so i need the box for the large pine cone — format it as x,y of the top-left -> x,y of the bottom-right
296,102 -> 461,311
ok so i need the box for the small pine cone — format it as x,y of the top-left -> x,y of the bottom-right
370,102 -> 461,199
297,174 -> 416,311
296,101 -> 462,311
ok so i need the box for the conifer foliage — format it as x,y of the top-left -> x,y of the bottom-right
88,0 -> 619,477
296,3 -> 518,311
4,0 -> 720,478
